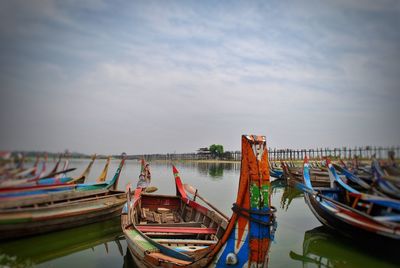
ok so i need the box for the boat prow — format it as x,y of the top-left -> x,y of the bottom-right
122,135 -> 276,267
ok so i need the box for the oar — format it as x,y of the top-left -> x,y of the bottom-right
183,184 -> 229,220
145,186 -> 158,193
128,182 -> 158,193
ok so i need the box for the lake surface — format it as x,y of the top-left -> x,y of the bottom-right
0,159 -> 398,267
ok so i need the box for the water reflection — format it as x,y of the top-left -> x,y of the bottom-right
122,248 -> 137,268
271,179 -> 303,211
289,226 -> 399,268
142,161 -> 241,180
0,218 -> 123,267
280,185 -> 303,211
271,178 -> 286,193
179,161 -> 240,179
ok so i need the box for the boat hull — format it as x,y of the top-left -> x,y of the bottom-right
0,191 -> 126,239
122,135 -> 275,267
304,192 -> 400,241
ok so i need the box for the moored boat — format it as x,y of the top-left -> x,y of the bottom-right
0,156 -> 127,239
0,156 -> 122,199
121,135 -> 276,267
281,161 -> 330,187
298,157 -> 400,241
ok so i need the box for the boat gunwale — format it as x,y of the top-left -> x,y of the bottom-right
0,190 -> 126,213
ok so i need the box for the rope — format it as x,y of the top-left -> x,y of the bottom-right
231,203 -> 276,226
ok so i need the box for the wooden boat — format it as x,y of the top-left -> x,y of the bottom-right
298,157 -> 400,241
338,157 -> 400,199
382,163 -> 400,177
0,156 -> 119,199
96,156 -> 111,182
0,154 -> 26,178
0,154 -> 98,189
371,159 -> 400,199
281,161 -> 330,187
269,162 -> 284,179
0,189 -> 126,240
337,158 -> 374,183
122,135 -> 276,267
0,156 -> 127,239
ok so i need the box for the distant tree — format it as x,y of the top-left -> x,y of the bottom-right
209,144 -> 224,158
209,164 -> 224,177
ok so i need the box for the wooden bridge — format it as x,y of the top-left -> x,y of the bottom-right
127,146 -> 400,161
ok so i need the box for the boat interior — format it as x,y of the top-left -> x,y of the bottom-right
314,186 -> 400,219
125,193 -> 229,256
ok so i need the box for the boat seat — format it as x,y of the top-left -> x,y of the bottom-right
153,238 -> 217,245
137,222 -> 203,227
136,226 -> 217,234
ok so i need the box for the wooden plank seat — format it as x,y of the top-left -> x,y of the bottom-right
136,226 -> 217,234
137,222 -> 203,227
153,239 -> 217,246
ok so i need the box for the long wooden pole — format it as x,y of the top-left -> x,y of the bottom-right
183,184 -> 229,220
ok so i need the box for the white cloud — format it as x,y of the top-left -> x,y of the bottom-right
1,0 -> 399,153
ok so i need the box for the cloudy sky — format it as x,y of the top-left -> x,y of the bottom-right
0,0 -> 399,154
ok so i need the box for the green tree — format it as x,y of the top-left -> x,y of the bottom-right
209,144 -> 224,158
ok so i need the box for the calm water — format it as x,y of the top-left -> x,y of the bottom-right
0,159 -> 398,267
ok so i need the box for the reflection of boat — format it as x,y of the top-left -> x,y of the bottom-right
271,178 -> 286,191
290,226 -> 399,267
280,185 -> 303,211
0,218 -> 123,266
122,135 -> 276,267
270,179 -> 303,211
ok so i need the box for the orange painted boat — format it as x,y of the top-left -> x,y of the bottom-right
121,135 -> 276,267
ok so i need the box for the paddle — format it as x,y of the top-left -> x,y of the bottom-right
144,186 -> 158,193
183,183 -> 229,220
128,182 -> 158,193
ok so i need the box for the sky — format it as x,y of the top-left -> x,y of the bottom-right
0,0 -> 399,154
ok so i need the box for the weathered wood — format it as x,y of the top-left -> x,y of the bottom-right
136,226 -> 217,234
122,136 -> 276,267
153,239 -> 217,245
0,191 -> 126,239
0,189 -> 109,209
157,208 -> 170,213
137,222 -> 202,227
